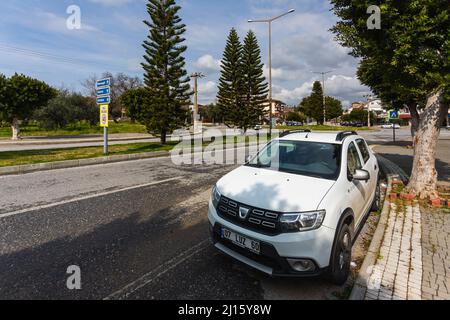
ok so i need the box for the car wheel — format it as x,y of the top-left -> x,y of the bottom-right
371,180 -> 381,211
329,224 -> 352,285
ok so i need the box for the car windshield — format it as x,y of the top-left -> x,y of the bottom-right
246,140 -> 342,180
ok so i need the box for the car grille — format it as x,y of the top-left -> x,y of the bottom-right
217,196 -> 281,236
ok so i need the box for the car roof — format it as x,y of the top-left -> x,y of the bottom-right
277,131 -> 361,144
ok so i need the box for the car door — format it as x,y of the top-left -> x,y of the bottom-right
346,141 -> 366,225
356,138 -> 377,211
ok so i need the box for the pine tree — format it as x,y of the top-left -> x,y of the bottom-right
300,81 -> 325,124
241,30 -> 268,131
217,28 -> 244,129
141,0 -> 191,144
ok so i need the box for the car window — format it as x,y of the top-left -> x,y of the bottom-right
347,142 -> 362,176
356,139 -> 370,163
246,140 -> 342,180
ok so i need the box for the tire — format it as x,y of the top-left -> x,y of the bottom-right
329,224 -> 352,285
371,179 -> 381,212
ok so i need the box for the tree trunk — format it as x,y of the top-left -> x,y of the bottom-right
409,104 -> 420,143
11,118 -> 20,140
406,89 -> 445,199
160,129 -> 167,144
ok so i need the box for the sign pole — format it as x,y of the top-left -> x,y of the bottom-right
393,120 -> 396,142
104,126 -> 109,155
96,77 -> 111,156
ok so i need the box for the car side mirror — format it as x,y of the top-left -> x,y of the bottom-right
246,155 -> 253,163
352,169 -> 370,181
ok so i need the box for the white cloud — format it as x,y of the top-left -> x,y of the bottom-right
273,75 -> 371,106
194,55 -> 221,74
88,0 -> 134,6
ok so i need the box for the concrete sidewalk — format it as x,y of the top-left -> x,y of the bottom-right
352,153 -> 450,300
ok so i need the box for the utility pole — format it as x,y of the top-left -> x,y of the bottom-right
190,72 -> 204,134
312,71 -> 332,125
249,9 -> 295,136
364,94 -> 374,128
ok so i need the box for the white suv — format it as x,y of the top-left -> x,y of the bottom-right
208,130 -> 380,284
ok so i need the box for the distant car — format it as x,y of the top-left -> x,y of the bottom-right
254,125 -> 262,131
381,123 -> 400,129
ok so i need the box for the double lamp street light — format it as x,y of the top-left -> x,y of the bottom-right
248,9 -> 295,135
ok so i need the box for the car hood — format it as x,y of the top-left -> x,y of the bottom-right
216,165 -> 336,213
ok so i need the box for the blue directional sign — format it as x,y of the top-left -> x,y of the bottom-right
96,78 -> 110,88
97,96 -> 110,105
96,87 -> 110,96
388,110 -> 400,120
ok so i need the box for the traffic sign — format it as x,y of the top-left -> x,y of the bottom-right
97,96 -> 110,105
388,110 -> 400,120
96,87 -> 110,96
100,105 -> 109,127
96,78 -> 110,88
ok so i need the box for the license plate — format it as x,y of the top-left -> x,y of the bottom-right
221,228 -> 260,254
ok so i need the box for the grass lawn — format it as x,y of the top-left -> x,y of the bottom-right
0,135 -> 262,167
0,122 -> 148,139
276,124 -> 374,131
0,142 -> 177,167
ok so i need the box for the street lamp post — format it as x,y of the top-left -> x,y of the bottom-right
248,9 -> 295,136
312,71 -> 332,125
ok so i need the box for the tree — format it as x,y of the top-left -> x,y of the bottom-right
300,81 -> 325,124
199,103 -> 224,123
0,73 -> 56,140
82,72 -> 142,121
325,96 -> 343,121
330,0 -> 450,198
285,111 -> 306,123
120,87 -> 151,122
240,30 -> 269,131
141,0 -> 191,144
34,90 -> 98,130
217,28 -> 244,129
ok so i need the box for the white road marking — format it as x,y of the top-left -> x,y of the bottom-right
104,239 -> 209,300
0,177 -> 182,219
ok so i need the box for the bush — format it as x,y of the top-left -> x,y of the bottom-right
34,91 -> 98,130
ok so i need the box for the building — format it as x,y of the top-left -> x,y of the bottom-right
263,99 -> 288,121
345,102 -> 366,114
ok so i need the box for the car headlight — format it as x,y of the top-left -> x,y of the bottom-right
211,185 -> 221,209
280,210 -> 326,232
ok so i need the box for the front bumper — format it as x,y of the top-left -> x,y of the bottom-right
208,201 -> 335,277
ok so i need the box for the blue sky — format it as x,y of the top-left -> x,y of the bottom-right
0,0 -> 371,107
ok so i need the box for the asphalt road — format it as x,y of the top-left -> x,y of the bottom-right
0,129 -> 447,300
0,148 -> 345,300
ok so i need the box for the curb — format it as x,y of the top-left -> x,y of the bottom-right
349,174 -> 394,300
0,142 -> 263,176
0,151 -> 170,176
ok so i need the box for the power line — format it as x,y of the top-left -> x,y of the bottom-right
0,43 -> 132,72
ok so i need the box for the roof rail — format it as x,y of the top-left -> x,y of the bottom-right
336,131 -> 357,142
279,129 -> 311,138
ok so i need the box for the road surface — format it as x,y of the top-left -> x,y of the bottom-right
0,148 -> 346,300
1,129 -> 447,300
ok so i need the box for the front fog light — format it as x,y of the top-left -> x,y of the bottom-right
287,259 -> 316,272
